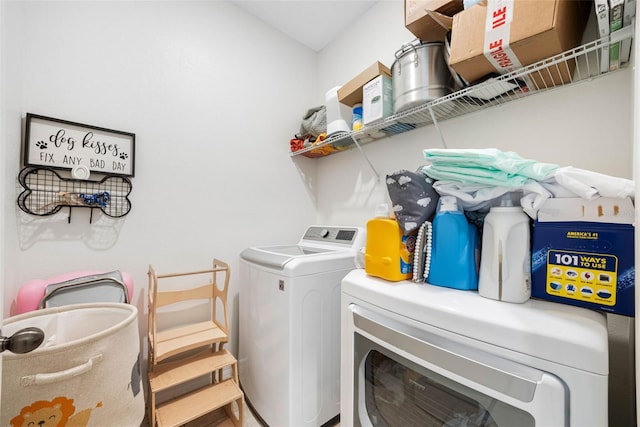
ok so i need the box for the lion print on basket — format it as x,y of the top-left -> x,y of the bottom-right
10,396 -> 102,427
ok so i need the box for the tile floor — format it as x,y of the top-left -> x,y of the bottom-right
240,402 -> 266,427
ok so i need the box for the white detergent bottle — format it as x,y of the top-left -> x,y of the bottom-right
478,196 -> 531,303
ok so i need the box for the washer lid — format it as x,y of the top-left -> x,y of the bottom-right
240,245 -> 331,269
342,269 -> 608,375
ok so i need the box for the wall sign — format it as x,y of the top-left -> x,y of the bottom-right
24,113 -> 135,177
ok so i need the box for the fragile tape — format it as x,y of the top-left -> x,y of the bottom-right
483,0 -> 522,74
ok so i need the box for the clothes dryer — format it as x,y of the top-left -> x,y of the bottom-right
341,269 -> 609,427
239,226 -> 365,427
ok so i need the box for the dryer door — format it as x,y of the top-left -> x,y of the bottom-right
349,305 -> 567,427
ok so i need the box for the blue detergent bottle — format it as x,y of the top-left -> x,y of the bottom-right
426,195 -> 479,290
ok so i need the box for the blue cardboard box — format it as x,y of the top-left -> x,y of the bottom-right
531,220 -> 635,317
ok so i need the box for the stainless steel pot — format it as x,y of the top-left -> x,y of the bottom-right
392,40 -> 454,114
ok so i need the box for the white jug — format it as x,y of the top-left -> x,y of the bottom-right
479,205 -> 531,303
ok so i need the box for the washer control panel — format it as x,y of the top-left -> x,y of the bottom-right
302,226 -> 362,247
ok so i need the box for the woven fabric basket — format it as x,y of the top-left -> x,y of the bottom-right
1,303 -> 144,427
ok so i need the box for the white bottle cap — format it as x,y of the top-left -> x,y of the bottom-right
374,203 -> 390,217
439,196 -> 458,212
499,193 -> 514,207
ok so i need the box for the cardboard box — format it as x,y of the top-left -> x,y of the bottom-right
537,197 -> 635,224
594,0 -> 611,73
609,0 -> 624,71
363,75 -> 393,125
448,0 -> 591,85
405,0 -> 464,42
621,0 -> 636,65
531,198 -> 635,317
338,62 -> 391,108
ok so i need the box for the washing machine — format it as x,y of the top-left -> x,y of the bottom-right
239,225 -> 365,427
341,269 -> 609,427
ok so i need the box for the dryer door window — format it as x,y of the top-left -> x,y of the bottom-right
363,349 -> 533,427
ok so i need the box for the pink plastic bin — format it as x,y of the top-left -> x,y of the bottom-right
14,270 -> 134,315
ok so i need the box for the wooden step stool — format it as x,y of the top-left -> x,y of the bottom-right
147,259 -> 243,427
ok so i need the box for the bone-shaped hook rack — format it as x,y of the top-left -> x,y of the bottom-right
17,167 -> 132,223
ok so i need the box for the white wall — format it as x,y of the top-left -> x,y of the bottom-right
0,0 -> 5,399
1,0 -> 319,359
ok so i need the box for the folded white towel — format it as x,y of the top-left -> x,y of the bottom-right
553,166 -> 635,200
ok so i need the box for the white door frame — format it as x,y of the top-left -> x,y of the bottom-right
0,0 -> 6,404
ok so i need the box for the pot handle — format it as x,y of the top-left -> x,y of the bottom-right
394,40 -> 420,74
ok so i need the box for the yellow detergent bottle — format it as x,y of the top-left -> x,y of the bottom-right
365,204 -> 416,281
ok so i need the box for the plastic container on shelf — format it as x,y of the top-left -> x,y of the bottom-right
426,196 -> 479,290
478,195 -> 532,303
365,204 -> 416,282
352,103 -> 363,131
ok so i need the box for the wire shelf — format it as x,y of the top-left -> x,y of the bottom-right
290,26 -> 634,158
